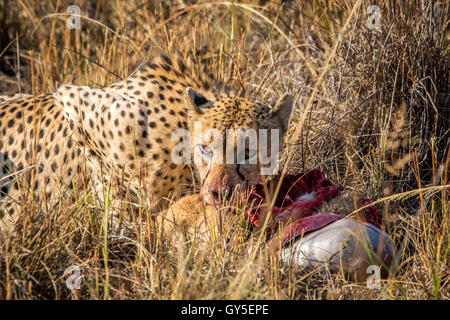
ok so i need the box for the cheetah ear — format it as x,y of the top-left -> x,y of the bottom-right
270,94 -> 293,132
185,87 -> 212,114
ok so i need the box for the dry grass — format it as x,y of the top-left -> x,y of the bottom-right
0,0 -> 448,299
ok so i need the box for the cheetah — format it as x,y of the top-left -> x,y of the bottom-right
0,52 -> 293,231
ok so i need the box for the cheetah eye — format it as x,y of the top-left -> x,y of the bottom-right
238,147 -> 258,164
201,144 -> 213,155
196,144 -> 213,161
247,148 -> 258,162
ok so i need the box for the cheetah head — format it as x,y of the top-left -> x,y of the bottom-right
183,88 -> 293,205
